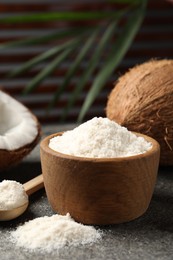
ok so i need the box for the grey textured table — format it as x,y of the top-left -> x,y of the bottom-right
0,125 -> 173,260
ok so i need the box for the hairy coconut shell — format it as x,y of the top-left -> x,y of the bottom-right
0,91 -> 41,172
106,59 -> 173,166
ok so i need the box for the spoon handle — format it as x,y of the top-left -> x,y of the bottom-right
23,174 -> 44,196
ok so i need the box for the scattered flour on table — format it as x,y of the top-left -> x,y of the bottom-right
10,213 -> 102,252
49,117 -> 152,158
0,180 -> 28,210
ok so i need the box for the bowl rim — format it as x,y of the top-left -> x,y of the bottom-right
40,131 -> 160,162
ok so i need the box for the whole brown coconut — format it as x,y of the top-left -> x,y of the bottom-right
106,59 -> 173,166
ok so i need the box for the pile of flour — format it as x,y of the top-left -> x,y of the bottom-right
49,117 -> 152,158
11,213 -> 101,252
0,180 -> 28,210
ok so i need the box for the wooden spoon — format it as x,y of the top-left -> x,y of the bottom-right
0,174 -> 44,221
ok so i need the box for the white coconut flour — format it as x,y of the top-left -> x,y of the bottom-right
0,180 -> 28,210
11,213 -> 102,252
49,117 -> 152,158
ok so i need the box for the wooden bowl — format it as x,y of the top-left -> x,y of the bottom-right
40,132 -> 160,225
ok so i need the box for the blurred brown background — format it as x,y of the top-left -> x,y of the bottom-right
0,0 -> 173,124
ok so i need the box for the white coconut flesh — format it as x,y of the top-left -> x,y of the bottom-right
0,91 -> 38,151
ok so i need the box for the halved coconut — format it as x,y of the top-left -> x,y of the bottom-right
0,90 -> 41,171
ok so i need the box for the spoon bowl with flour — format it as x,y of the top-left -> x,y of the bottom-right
0,174 -> 44,221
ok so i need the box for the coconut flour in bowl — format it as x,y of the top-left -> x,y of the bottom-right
49,117 -> 152,158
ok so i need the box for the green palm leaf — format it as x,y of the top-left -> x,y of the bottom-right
7,38 -> 82,78
0,28 -> 88,50
23,47 -> 75,94
0,10 -> 127,23
48,29 -> 99,111
1,1 -> 147,122
60,20 -> 119,121
78,5 -> 146,122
